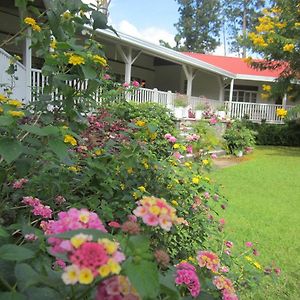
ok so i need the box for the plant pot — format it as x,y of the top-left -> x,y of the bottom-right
195,110 -> 203,120
217,111 -> 226,119
236,150 -> 243,157
174,107 -> 187,119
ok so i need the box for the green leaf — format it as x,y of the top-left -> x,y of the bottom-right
50,228 -> 110,240
81,65 -> 97,80
0,292 -> 26,300
15,263 -> 40,292
91,11 -> 108,30
147,123 -> 158,133
0,138 -> 23,163
123,259 -> 159,299
55,74 -> 79,81
0,244 -> 35,262
48,138 -> 69,162
159,268 -> 180,299
0,226 -> 9,238
0,116 -> 14,126
25,287 -> 60,300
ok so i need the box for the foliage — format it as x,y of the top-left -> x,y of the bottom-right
243,119 -> 300,146
223,121 -> 256,155
0,1 -> 279,299
174,94 -> 188,107
246,0 -> 300,97
222,0 -> 266,56
174,0 -> 222,53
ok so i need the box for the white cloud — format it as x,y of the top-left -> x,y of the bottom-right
116,20 -> 176,47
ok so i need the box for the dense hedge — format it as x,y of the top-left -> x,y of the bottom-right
244,120 -> 300,146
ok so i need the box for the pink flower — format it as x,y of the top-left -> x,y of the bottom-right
224,249 -> 231,256
54,259 -> 66,269
22,196 -> 52,219
213,194 -> 219,201
186,145 -> 193,153
274,267 -> 281,275
168,136 -> 177,143
108,221 -> 121,228
211,153 -> 217,159
219,218 -> 225,225
175,262 -> 201,297
220,266 -> 229,273
210,117 -> 218,125
103,73 -> 111,80
13,178 -> 28,189
122,82 -> 129,88
225,241 -> 233,248
173,151 -> 183,159
164,133 -> 172,139
127,215 -> 137,222
55,195 -> 66,205
197,251 -> 220,272
245,242 -> 253,248
132,80 -> 139,87
24,233 -> 38,241
203,192 -> 210,199
142,213 -> 159,226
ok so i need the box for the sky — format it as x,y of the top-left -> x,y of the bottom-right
108,0 -> 180,48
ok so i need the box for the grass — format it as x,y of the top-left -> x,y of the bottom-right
211,146 -> 300,300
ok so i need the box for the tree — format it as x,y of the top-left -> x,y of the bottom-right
247,0 -> 300,99
223,0 -> 266,57
174,0 -> 222,53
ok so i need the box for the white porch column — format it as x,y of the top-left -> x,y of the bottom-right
182,65 -> 197,99
117,45 -> 142,84
23,28 -> 32,104
218,76 -> 224,102
282,93 -> 287,108
228,78 -> 235,117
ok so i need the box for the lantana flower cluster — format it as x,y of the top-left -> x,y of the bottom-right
164,133 -> 177,143
13,178 -> 28,189
213,276 -> 238,300
133,196 -> 181,231
197,250 -> 220,273
186,134 -> 200,142
175,262 -> 201,298
96,275 -> 140,300
22,196 -> 52,219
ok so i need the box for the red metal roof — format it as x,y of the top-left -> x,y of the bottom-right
183,52 -> 284,78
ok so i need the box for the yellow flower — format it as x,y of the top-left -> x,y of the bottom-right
261,93 -> 270,100
188,256 -> 196,263
8,100 -> 22,107
202,159 -> 209,165
62,11 -> 72,20
64,134 -> 77,146
79,268 -> 94,284
92,55 -> 107,66
171,200 -> 178,206
62,265 -> 80,285
142,159 -> 149,169
253,261 -> 263,270
135,120 -> 146,127
0,107 -> 3,113
68,54 -> 85,65
262,84 -> 272,92
120,183 -> 125,190
98,264 -> 111,277
79,211 -> 89,224
245,256 -> 253,262
32,24 -> 41,32
95,149 -> 103,156
0,94 -> 7,102
276,108 -> 287,118
204,177 -> 210,182
173,143 -> 180,149
50,39 -> 57,49
149,205 -> 160,215
70,233 -> 91,248
150,132 -> 157,140
99,238 -> 118,255
68,165 -> 81,173
107,258 -> 121,274
275,22 -> 286,29
132,192 -> 139,200
138,186 -> 146,193
243,57 -> 253,64
283,44 -> 295,52
192,177 -> 200,184
295,22 -> 300,27
127,167 -> 134,174
8,111 -> 25,117
24,17 -> 36,26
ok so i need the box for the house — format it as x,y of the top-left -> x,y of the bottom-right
0,0 -> 297,123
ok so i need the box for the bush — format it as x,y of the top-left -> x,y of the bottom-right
223,121 -> 256,155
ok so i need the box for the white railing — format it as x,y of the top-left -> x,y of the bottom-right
190,96 -> 222,110
226,101 -> 294,123
0,48 -> 26,102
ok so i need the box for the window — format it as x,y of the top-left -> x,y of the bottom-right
225,85 -> 258,103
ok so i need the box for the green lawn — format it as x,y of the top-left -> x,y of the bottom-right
212,146 -> 300,300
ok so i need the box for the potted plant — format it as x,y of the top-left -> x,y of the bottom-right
195,102 -> 206,120
173,94 -> 188,119
216,103 -> 227,119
